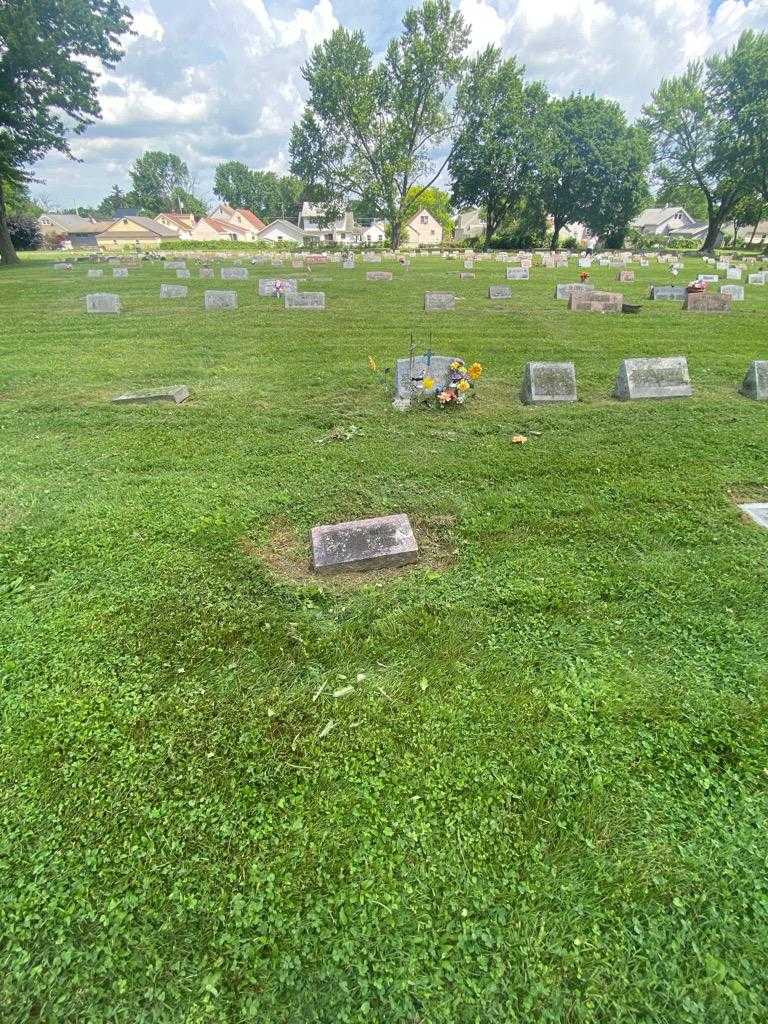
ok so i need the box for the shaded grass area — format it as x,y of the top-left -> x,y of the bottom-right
1,255 -> 768,1022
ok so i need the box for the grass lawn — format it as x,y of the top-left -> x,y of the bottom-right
2,252 -> 768,1023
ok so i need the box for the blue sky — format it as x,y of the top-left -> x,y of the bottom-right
37,0 -> 768,209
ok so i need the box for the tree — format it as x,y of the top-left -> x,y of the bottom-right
213,163 -> 304,222
0,0 -> 132,266
642,59 -> 754,253
403,185 -> 454,235
450,48 -> 548,247
128,151 -> 204,216
290,0 -> 469,248
7,214 -> 42,250
539,95 -> 650,249
96,184 -> 137,218
654,171 -> 708,220
727,192 -> 765,247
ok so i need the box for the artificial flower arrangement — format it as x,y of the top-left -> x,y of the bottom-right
423,359 -> 483,409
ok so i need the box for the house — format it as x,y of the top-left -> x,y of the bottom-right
257,219 -> 305,244
189,217 -> 251,243
227,208 -> 266,239
360,221 -> 387,245
737,220 -> 768,245
37,213 -> 112,249
96,216 -> 179,248
630,206 -> 697,236
454,208 -> 485,242
155,212 -> 197,238
402,208 -> 443,248
209,203 -> 237,223
669,220 -> 713,243
557,220 -> 599,249
298,203 -> 360,244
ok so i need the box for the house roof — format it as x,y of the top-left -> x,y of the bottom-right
737,220 -> 768,238
670,221 -> 709,237
40,213 -> 100,232
202,217 -> 249,235
258,219 -> 304,240
631,206 -> 689,228
211,203 -> 236,217
110,216 -> 178,236
235,208 -> 266,231
156,213 -> 194,229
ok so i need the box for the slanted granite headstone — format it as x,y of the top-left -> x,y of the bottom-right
112,385 -> 190,405
650,285 -> 687,301
394,353 -> 460,409
311,513 -> 419,575
721,284 -> 744,301
366,271 -> 393,281
87,269 -> 103,279
221,267 -> 248,280
489,285 -> 512,299
199,267 -> 214,279
684,291 -> 732,312
618,270 -> 635,282
204,290 -> 237,310
112,268 -> 128,279
285,291 -> 325,310
615,357 -> 692,400
748,272 -> 766,285
738,503 -> 768,528
258,278 -> 298,296
160,284 -> 188,299
507,267 -> 529,280
166,261 -> 187,270
86,293 -> 121,314
569,290 -> 623,313
697,274 -> 720,283
740,361 -> 768,401
176,268 -> 191,279
555,282 -> 594,300
424,292 -> 455,311
727,267 -> 742,280
521,362 -> 577,405
459,272 -> 475,279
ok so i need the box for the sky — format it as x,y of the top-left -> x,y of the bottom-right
36,0 -> 768,210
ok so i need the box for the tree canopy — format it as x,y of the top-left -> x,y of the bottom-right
290,0 -> 469,248
128,151 -> 205,217
0,0 -> 132,265
213,163 -> 303,223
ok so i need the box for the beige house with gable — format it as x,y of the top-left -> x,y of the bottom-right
97,216 -> 178,248
402,208 -> 443,248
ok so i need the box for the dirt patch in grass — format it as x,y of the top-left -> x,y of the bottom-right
727,482 -> 768,504
242,513 -> 457,588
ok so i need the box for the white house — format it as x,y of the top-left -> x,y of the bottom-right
402,208 -> 443,248
155,212 -> 196,239
257,219 -> 305,244
189,217 -> 251,242
630,206 -> 697,235
360,221 -> 387,245
454,208 -> 485,242
737,220 -> 768,245
298,203 -> 360,244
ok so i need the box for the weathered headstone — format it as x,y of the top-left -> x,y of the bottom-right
394,354 -> 459,409
738,503 -> 768,528
165,261 -> 187,270
459,272 -> 475,279
112,268 -> 128,279
578,258 -> 592,269
86,293 -> 121,314
521,362 -> 577,405
258,278 -> 298,296
221,267 -> 248,280
87,269 -> 103,279
569,290 -> 623,313
727,267 -> 742,280
285,291 -> 325,310
615,357 -> 692,400
311,513 -> 419,575
684,291 -> 732,313
366,271 -> 393,281
176,268 -> 191,279
697,274 -> 720,283
160,284 -> 188,299
424,292 -> 455,311
507,267 -> 529,281
650,285 -> 687,301
748,272 -> 766,285
112,385 -> 190,405
740,361 -> 768,401
720,284 -> 744,301
204,290 -> 237,310
555,282 -> 594,300
199,267 -> 214,279
463,259 -> 474,270
618,270 -> 635,283
489,285 -> 512,299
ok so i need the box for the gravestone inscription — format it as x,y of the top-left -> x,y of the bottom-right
204,290 -> 237,310
311,513 -> 419,575
424,292 -> 455,311
615,357 -> 692,400
160,284 -> 188,299
684,291 -> 732,312
285,291 -> 325,310
221,267 -> 248,280
521,362 -> 577,405
489,285 -> 512,299
86,293 -> 121,314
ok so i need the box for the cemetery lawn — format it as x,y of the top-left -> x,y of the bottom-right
3,254 -> 768,1024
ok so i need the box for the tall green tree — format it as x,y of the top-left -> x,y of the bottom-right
540,95 -> 650,249
213,163 -> 303,222
128,151 -> 203,216
642,56 -> 756,252
450,48 -> 548,248
289,0 -> 469,248
0,0 -> 132,265
653,171 -> 709,221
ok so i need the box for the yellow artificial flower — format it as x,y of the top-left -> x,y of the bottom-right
368,355 -> 378,371
468,362 -> 483,380
457,379 -> 470,392
423,377 -> 435,389
450,360 -> 463,371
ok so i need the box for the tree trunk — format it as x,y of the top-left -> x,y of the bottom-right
391,220 -> 400,250
699,216 -> 724,255
0,178 -> 21,267
550,218 -> 563,251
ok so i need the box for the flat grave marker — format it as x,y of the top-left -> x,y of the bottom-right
204,290 -> 237,310
311,514 -> 419,575
112,385 -> 190,405
221,267 -> 248,280
87,269 -> 103,279
424,292 -> 456,312
738,504 -> 768,529
160,284 -> 188,299
366,271 -> 393,281
258,278 -> 298,296
285,291 -> 325,310
506,267 -> 529,281
489,285 -> 512,299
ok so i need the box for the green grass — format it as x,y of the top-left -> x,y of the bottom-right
2,253 -> 768,1023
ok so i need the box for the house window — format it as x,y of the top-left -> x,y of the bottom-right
430,229 -> 435,236
420,215 -> 428,225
